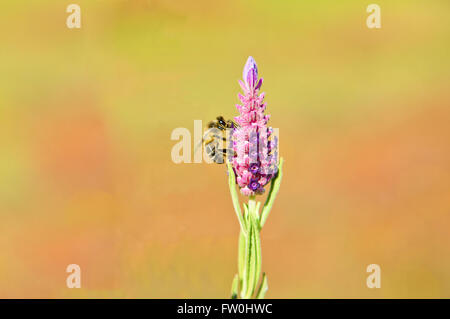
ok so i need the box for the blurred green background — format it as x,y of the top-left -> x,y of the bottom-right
0,0 -> 449,298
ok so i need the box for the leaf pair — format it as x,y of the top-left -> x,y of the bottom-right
227,158 -> 284,299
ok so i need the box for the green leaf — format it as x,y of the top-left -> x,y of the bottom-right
238,230 -> 245,285
245,210 -> 259,298
241,222 -> 252,298
260,157 -> 284,228
227,162 -> 247,234
255,273 -> 268,299
231,274 -> 239,299
255,201 -> 262,222
243,203 -> 249,222
254,215 -> 262,295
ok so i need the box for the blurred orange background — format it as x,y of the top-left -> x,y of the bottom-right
0,0 -> 449,298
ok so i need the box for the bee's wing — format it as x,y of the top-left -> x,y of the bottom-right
194,130 -> 211,155
194,138 -> 203,155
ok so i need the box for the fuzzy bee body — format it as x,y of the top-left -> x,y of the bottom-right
199,116 -> 238,164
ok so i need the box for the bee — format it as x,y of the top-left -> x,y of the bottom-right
196,116 -> 238,164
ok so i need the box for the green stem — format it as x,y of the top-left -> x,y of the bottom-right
248,195 -> 256,215
255,273 -> 268,299
227,162 -> 247,235
240,197 -> 263,299
241,220 -> 252,298
260,157 -> 284,228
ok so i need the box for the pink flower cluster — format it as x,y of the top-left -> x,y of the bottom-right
231,57 -> 278,196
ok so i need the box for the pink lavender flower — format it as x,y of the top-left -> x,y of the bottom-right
231,57 -> 278,196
